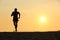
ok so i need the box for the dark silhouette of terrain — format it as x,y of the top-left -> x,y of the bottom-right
11,8 -> 20,32
0,31 -> 60,40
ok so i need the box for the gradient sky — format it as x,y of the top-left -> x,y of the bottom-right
0,0 -> 60,32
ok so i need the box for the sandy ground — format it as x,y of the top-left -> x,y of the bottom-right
0,31 -> 60,40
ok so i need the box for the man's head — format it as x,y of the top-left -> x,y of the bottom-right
14,8 -> 17,11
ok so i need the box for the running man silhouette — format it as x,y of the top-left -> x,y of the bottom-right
11,8 -> 20,32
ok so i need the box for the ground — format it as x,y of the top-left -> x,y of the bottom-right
0,31 -> 60,40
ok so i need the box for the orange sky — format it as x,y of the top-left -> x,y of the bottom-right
0,0 -> 60,32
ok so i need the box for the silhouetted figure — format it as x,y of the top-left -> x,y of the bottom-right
11,8 -> 20,32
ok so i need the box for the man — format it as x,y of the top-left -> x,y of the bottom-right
11,8 -> 20,32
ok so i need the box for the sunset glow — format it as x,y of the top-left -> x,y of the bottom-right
0,0 -> 60,32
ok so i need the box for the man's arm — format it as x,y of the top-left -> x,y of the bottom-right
11,12 -> 13,16
18,12 -> 20,19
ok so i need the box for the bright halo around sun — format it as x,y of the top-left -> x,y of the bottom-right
40,16 -> 46,23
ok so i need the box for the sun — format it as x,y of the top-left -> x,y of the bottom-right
40,16 -> 46,23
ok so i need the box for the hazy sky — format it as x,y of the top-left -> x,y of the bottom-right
0,0 -> 60,32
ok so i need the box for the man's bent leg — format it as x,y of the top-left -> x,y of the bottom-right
13,21 -> 15,27
15,21 -> 18,32
15,25 -> 17,32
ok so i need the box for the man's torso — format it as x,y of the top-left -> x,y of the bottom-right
12,11 -> 19,21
